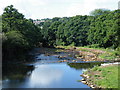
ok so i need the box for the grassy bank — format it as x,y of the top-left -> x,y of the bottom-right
83,65 -> 119,88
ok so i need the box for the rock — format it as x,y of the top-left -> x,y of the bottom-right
91,57 -> 96,60
58,60 -> 63,62
81,81 -> 86,84
63,60 -> 67,62
72,60 -> 76,62
86,76 -> 89,78
90,85 -> 95,88
81,78 -> 85,81
83,74 -> 89,78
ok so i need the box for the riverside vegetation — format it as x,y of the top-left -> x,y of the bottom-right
82,64 -> 119,88
1,5 -> 120,88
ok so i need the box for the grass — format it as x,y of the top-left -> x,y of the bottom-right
98,53 -> 116,60
56,45 -> 76,49
98,49 -> 119,60
84,46 -> 119,60
84,65 -> 119,88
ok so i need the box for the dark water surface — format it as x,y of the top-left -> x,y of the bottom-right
2,48 -> 104,88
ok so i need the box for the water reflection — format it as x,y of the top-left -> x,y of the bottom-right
2,64 -> 34,88
67,62 -> 104,70
2,63 -> 90,88
27,64 -> 89,88
28,64 -> 63,87
3,64 -> 34,80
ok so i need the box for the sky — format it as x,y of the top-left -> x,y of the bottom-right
0,0 -> 119,19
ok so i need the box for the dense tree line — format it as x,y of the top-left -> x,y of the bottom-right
2,5 -> 120,62
39,9 -> 120,50
88,9 -> 120,49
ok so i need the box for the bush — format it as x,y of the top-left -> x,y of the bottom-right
5,31 -> 29,48
2,31 -> 29,61
69,42 -> 75,46
116,46 -> 120,56
87,44 -> 100,48
55,39 -> 65,46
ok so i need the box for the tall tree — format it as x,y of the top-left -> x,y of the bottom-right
2,5 -> 24,32
90,9 -> 111,16
2,5 -> 42,62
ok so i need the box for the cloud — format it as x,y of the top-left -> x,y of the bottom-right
66,0 -> 119,16
29,65 -> 63,87
0,0 -> 119,19
0,0 -> 18,14
0,0 -> 47,18
66,0 -> 97,16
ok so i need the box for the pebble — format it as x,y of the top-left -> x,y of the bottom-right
83,74 -> 89,78
90,85 -> 95,88
81,81 -> 86,84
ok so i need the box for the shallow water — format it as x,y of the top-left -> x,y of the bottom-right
2,48 -> 104,88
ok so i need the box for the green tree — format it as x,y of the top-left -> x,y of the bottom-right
90,9 -> 111,16
2,5 -> 24,32
88,9 -> 119,49
2,5 -> 42,62
2,31 -> 29,61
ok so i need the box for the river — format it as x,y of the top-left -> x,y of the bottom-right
2,48 -> 104,88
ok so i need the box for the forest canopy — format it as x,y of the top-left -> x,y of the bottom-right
38,9 -> 120,49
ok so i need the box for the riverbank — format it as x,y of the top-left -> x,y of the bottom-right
56,46 -> 120,88
81,64 -> 119,88
56,46 -> 120,62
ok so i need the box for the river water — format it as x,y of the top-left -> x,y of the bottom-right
2,48 -> 104,88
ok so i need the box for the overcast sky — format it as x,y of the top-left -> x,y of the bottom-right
0,0 -> 119,19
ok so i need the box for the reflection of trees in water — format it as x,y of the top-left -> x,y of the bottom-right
67,62 -> 104,70
2,64 -> 35,81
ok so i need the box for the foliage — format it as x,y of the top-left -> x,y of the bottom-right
5,31 -> 28,47
2,31 -> 29,61
67,62 -> 104,70
38,9 -> 119,50
87,9 -> 120,49
40,15 -> 92,47
87,44 -> 100,48
2,5 -> 42,62
2,5 -> 24,32
90,9 -> 111,16
88,65 -> 119,88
